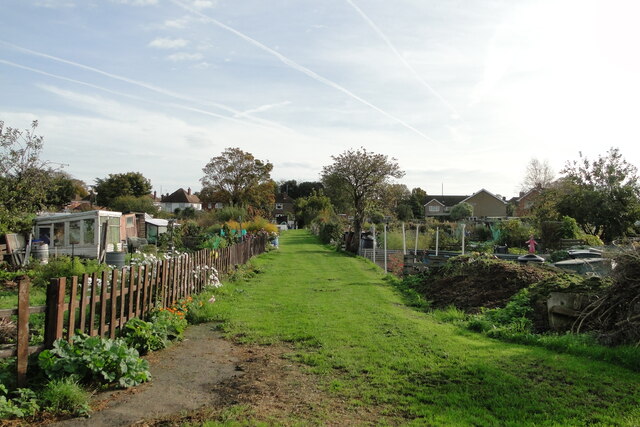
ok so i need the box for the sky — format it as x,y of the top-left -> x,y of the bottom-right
2,0 -> 640,199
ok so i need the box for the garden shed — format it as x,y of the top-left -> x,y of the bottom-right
34,210 -> 123,258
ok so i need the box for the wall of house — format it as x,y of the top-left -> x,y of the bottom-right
466,192 -> 507,217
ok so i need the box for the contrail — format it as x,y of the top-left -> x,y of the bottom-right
345,0 -> 460,119
169,0 -> 437,142
0,59 -> 285,130
0,40 -> 292,132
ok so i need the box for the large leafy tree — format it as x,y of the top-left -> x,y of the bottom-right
201,148 -> 273,208
450,202 -> 474,221
94,172 -> 152,208
295,190 -> 334,228
0,120 -> 57,232
557,148 -> 640,242
321,147 -> 404,253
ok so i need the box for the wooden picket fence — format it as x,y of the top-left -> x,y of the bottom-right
0,235 -> 268,387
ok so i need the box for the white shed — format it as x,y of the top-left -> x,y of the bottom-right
34,210 -> 123,258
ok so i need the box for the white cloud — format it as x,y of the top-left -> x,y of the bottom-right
148,37 -> 189,49
163,16 -> 190,28
166,52 -> 204,62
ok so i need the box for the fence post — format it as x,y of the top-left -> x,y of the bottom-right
16,276 -> 30,388
45,277 -> 66,347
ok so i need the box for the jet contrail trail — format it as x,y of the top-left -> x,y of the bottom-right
0,40 -> 293,132
169,0 -> 437,142
0,58 -> 286,130
345,0 -> 460,118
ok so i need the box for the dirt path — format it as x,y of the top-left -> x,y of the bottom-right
50,322 -> 378,427
53,323 -> 243,426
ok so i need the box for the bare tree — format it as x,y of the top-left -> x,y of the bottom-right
521,158 -> 554,192
321,147 -> 404,253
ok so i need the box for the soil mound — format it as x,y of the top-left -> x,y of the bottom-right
417,255 -> 556,312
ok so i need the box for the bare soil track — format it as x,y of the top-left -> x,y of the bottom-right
45,323 -> 373,427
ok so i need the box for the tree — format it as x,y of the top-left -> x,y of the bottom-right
521,158 -> 554,192
377,183 -> 410,218
111,195 -> 159,215
557,148 -> 640,242
0,120 -> 57,232
450,202 -> 473,221
44,172 -> 79,209
295,190 -> 334,228
94,172 -> 152,208
321,147 -> 404,253
201,148 -> 273,208
408,187 -> 428,218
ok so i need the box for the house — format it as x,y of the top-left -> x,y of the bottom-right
424,189 -> 508,219
34,210 -> 124,258
514,188 -> 543,217
159,188 -> 202,213
273,193 -> 295,225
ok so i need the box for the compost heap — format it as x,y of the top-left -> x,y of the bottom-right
574,249 -> 640,345
417,254 -> 556,312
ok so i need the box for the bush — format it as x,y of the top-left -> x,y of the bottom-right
121,318 -> 167,355
40,378 -> 90,417
0,385 -> 39,419
317,220 -> 343,245
496,219 -> 534,249
150,307 -> 188,341
31,256 -> 107,287
38,334 -> 151,388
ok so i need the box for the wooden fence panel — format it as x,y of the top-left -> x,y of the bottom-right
4,238 -> 269,386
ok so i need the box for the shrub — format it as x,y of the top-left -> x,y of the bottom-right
121,318 -> 167,355
0,385 -> 39,419
38,334 -> 151,388
432,306 -> 467,323
31,257 -> 106,287
150,307 -> 188,341
40,378 -> 91,417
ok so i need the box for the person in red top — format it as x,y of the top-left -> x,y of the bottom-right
526,234 -> 538,254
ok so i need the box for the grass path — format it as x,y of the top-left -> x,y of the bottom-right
209,230 -> 640,426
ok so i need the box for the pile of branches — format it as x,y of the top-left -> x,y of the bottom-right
574,248 -> 640,345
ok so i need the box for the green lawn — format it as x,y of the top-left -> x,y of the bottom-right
205,230 -> 640,425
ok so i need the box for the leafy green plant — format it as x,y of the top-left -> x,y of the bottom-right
38,334 -> 151,388
121,317 -> 167,355
0,384 -> 40,419
40,377 -> 91,417
150,308 -> 188,341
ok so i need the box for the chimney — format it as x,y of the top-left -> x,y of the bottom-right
187,187 -> 191,195
153,191 -> 157,199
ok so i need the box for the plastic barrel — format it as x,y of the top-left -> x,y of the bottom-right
105,251 -> 126,268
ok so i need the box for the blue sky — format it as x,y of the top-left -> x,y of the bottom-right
2,0 -> 639,198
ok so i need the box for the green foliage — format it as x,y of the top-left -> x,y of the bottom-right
30,256 -> 107,287
94,171 -> 152,208
549,250 -> 570,263
558,148 -> 640,242
121,317 -> 167,355
482,289 -> 533,329
317,220 -> 344,245
431,306 -> 467,323
214,206 -> 247,223
111,195 -> 158,215
38,334 -> 151,388
321,147 -> 405,253
295,190 -> 334,228
150,309 -> 188,341
495,219 -> 534,248
201,147 -> 274,208
0,120 -> 57,233
450,202 -> 473,221
0,384 -> 40,419
40,377 -> 91,417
